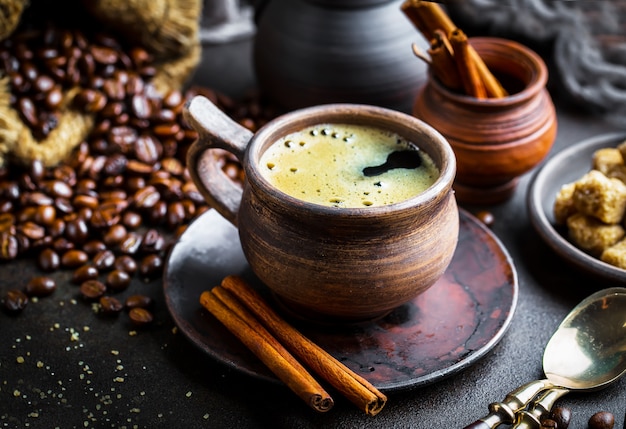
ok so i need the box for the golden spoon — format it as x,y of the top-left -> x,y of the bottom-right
463,287 -> 626,429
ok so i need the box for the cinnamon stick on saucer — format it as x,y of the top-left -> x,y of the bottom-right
199,289 -> 334,412
220,275 -> 388,416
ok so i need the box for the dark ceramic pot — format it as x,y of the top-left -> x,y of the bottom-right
253,0 -> 428,114
413,37 -> 557,204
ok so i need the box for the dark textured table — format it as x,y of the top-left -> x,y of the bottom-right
1,36 -> 625,429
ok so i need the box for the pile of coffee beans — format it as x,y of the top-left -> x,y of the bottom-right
0,19 -> 280,325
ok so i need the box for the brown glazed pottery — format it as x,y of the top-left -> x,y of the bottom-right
183,96 -> 459,322
413,37 -> 557,204
253,0 -> 428,114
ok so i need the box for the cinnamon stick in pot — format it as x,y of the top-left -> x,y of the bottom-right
401,0 -> 455,40
427,30 -> 463,91
401,0 -> 508,98
449,29 -> 487,98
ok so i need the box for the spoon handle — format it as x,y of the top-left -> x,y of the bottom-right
510,387 -> 569,429
462,380 -> 553,429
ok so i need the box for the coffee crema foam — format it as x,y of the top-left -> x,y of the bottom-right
259,123 -> 439,208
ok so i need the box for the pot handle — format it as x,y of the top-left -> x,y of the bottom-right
183,95 -> 254,227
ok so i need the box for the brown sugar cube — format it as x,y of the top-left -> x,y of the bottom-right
600,238 -> 626,269
592,148 -> 624,175
616,140 -> 626,160
607,164 -> 626,183
554,182 -> 577,225
567,213 -> 625,256
572,170 -> 626,224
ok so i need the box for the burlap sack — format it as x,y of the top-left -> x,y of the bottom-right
0,0 -> 202,168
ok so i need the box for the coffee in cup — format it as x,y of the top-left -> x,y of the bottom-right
259,123 -> 439,208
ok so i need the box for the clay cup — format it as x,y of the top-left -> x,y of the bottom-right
183,96 -> 459,322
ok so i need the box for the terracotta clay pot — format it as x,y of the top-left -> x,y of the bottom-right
253,0 -> 428,114
184,96 -> 459,323
413,37 -> 557,204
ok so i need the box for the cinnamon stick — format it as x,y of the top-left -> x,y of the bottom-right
199,289 -> 334,413
449,29 -> 487,98
401,0 -> 455,41
401,0 -> 508,98
220,275 -> 387,416
470,48 -> 508,98
411,43 -> 431,65
427,30 -> 463,91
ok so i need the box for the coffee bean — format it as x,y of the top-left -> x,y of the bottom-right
17,221 -> 45,240
145,200 -> 167,225
166,201 -> 185,228
82,239 -> 107,255
74,88 -> 107,113
52,237 -> 74,253
102,224 -> 127,246
105,269 -> 131,291
31,234 -> 52,250
48,218 -> 65,237
539,419 -> 557,429
45,86 -> 63,109
72,264 -> 99,284
99,295 -> 124,314
588,411 -> 615,429
128,307 -> 153,326
79,279 -> 107,300
25,276 -> 57,297
549,406 -> 571,429
131,94 -> 151,119
475,210 -> 495,227
37,248 -> 60,272
0,231 -> 19,260
65,217 -> 89,243
121,211 -> 141,229
103,153 -> 127,176
61,249 -> 89,268
2,289 -> 28,313
18,97 -> 38,127
28,159 -> 45,183
134,134 -> 160,164
92,249 -> 115,271
133,186 -> 160,208
90,204 -> 121,229
34,204 -> 56,226
0,212 -> 15,232
53,197 -> 73,215
125,294 -> 153,310
180,200 -> 196,221
90,45 -> 118,65
138,254 -> 163,280
114,255 -> 137,274
43,179 -> 73,199
118,232 -> 142,254
141,229 -> 164,253
16,207 -> 36,224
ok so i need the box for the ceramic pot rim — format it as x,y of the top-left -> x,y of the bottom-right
428,36 -> 548,107
243,103 -> 456,217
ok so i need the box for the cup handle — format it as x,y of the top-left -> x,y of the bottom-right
183,95 -> 254,226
